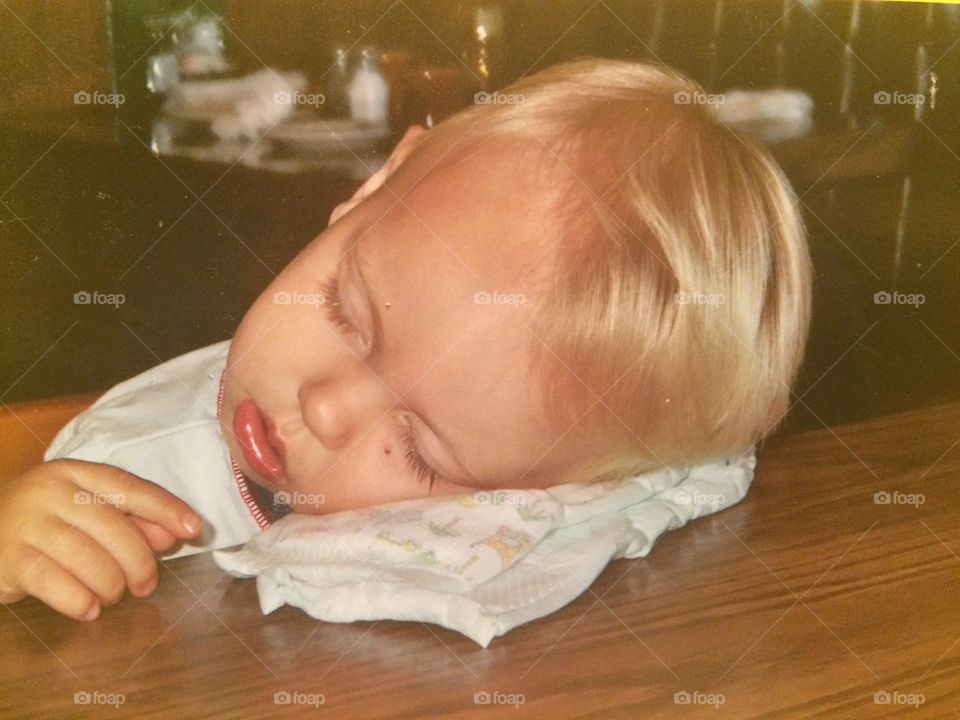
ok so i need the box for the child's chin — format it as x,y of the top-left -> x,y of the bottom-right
289,503 -> 323,516
247,473 -> 279,492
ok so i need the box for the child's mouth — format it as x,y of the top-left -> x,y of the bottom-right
234,398 -> 287,486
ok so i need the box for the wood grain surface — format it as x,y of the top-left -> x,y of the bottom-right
1,400 -> 958,719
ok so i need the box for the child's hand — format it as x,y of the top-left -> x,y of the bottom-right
0,459 -> 203,621
328,124 -> 427,226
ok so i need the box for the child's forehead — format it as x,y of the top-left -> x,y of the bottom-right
379,135 -> 566,261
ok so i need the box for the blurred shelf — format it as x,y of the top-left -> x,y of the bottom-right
769,121 -> 920,190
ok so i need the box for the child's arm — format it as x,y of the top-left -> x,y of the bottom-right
0,459 -> 203,621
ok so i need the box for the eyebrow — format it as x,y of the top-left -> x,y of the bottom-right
344,242 -> 488,489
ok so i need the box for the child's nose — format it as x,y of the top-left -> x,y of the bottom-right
297,372 -> 393,451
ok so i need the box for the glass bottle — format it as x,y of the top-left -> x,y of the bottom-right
324,46 -> 351,118
348,46 -> 390,127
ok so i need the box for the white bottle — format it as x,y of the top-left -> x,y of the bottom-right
348,46 -> 389,127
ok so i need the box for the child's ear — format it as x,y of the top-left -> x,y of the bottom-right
328,125 -> 427,226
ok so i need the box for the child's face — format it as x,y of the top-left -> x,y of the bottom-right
221,136 -> 599,515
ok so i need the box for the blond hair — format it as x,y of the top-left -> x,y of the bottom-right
413,58 -> 812,482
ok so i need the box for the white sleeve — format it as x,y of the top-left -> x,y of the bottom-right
43,341 -> 262,558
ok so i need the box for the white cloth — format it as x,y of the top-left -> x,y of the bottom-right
710,88 -> 814,143
213,453 -> 755,647
43,340 -> 265,559
164,68 -> 306,141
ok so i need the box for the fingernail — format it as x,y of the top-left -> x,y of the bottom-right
82,603 -> 100,622
182,514 -> 202,535
135,576 -> 157,597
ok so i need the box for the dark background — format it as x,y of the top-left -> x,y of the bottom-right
1,0 -> 959,440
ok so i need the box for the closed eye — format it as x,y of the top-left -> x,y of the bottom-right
321,270 -> 448,493
401,427 -> 447,492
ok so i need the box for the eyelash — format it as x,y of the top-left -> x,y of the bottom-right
320,274 -> 358,336
401,428 -> 444,491
321,271 -> 444,492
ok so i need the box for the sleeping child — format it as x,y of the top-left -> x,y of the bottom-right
0,58 -> 811,623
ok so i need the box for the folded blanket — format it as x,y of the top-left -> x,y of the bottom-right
213,453 -> 755,647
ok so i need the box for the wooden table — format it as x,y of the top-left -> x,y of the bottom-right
2,400 -> 959,718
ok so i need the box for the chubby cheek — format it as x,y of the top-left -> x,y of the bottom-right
230,292 -> 328,394
281,431 -> 430,515
235,289 -> 304,356
235,235 -> 335,343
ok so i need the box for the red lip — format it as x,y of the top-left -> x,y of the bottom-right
233,398 -> 287,485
